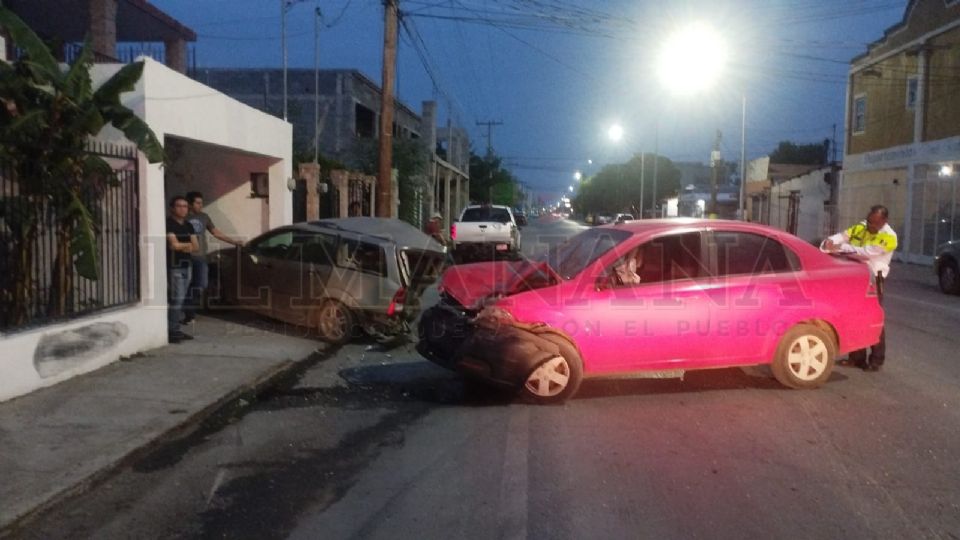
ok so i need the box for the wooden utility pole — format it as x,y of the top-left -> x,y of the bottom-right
476,120 -> 503,156
377,0 -> 399,217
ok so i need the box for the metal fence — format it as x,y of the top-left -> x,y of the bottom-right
0,142 -> 140,332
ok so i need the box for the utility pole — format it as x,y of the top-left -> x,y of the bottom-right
476,120 -> 503,156
476,120 -> 502,203
710,129 -> 722,218
281,0 -> 287,120
313,6 -> 322,164
377,0 -> 399,217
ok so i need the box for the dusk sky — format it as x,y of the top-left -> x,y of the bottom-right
152,0 -> 909,202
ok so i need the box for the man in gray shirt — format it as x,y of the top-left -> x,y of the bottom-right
184,191 -> 243,324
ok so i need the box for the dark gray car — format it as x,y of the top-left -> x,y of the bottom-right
934,241 -> 960,294
208,218 -> 447,343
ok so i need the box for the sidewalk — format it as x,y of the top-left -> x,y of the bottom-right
0,313 -> 325,533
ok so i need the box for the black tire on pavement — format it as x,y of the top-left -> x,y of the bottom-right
938,259 -> 960,295
316,299 -> 355,345
771,323 -> 836,390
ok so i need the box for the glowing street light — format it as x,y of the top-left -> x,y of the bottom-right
574,170 -> 583,181
657,22 -> 746,219
608,124 -> 624,142
656,22 -> 728,97
569,185 -> 574,192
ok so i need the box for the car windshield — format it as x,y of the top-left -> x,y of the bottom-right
539,228 -> 632,280
461,207 -> 512,223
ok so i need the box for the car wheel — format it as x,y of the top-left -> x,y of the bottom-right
316,300 -> 355,345
522,355 -> 582,404
521,334 -> 583,404
771,323 -> 836,389
938,260 -> 960,294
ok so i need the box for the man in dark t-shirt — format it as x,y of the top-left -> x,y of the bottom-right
184,191 -> 242,324
167,196 -> 198,343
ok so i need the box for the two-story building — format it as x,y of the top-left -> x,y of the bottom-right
841,0 -> 960,264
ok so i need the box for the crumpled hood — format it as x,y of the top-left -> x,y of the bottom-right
439,260 -> 546,309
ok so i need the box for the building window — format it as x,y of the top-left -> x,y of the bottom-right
906,76 -> 918,110
853,95 -> 866,134
355,103 -> 376,138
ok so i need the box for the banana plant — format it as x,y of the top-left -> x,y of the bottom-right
0,7 -> 164,323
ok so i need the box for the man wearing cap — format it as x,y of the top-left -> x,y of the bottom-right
425,212 -> 446,245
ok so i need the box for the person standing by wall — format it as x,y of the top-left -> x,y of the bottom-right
184,191 -> 243,324
425,212 -> 445,245
820,204 -> 897,371
167,196 -> 198,343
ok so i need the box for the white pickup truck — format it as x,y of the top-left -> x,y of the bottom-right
451,205 -> 521,258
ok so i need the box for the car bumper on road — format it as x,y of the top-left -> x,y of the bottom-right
417,302 -> 560,388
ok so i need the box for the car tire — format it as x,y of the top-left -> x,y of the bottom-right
520,334 -> 583,404
938,259 -> 960,295
771,323 -> 836,390
316,299 -> 355,345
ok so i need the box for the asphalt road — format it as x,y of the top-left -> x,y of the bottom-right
21,217 -> 960,539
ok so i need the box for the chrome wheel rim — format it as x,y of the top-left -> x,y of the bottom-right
786,334 -> 829,381
524,356 -> 570,397
319,303 -> 348,340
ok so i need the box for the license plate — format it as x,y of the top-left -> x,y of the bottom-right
496,243 -> 508,251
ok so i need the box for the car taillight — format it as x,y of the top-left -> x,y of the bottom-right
450,223 -> 457,240
387,287 -> 407,316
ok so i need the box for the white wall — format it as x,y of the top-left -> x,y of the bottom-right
768,168 -> 833,243
0,59 -> 292,402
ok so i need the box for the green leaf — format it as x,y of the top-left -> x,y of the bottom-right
64,37 -> 95,101
99,104 -> 165,163
66,191 -> 99,280
93,61 -> 144,106
0,7 -> 61,83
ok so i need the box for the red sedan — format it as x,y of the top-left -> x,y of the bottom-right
418,219 -> 884,403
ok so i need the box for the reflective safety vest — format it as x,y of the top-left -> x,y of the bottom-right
845,222 -> 897,253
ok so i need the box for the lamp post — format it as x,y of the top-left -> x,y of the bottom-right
608,123 -> 647,218
657,22 -> 747,219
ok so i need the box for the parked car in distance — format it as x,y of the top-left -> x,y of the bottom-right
934,241 -> 960,294
418,219 -> 884,403
514,210 -> 528,227
613,213 -> 635,224
594,215 -> 612,225
451,204 -> 521,261
208,218 -> 446,344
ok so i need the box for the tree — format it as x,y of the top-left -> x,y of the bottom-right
469,151 -> 519,206
769,140 -> 829,165
0,7 -> 164,324
573,153 -> 680,218
349,137 -> 428,226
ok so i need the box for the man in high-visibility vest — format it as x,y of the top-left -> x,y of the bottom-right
820,204 -> 897,372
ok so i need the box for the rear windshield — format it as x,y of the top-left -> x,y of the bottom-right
398,249 -> 444,286
461,207 -> 512,223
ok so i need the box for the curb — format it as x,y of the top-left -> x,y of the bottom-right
0,346 -> 331,537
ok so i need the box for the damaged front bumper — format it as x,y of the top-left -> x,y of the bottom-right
416,298 -> 573,388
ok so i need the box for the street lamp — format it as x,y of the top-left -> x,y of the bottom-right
608,123 -> 648,218
657,22 -> 747,219
608,123 -> 624,143
569,185 -> 574,192
574,170 -> 583,181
